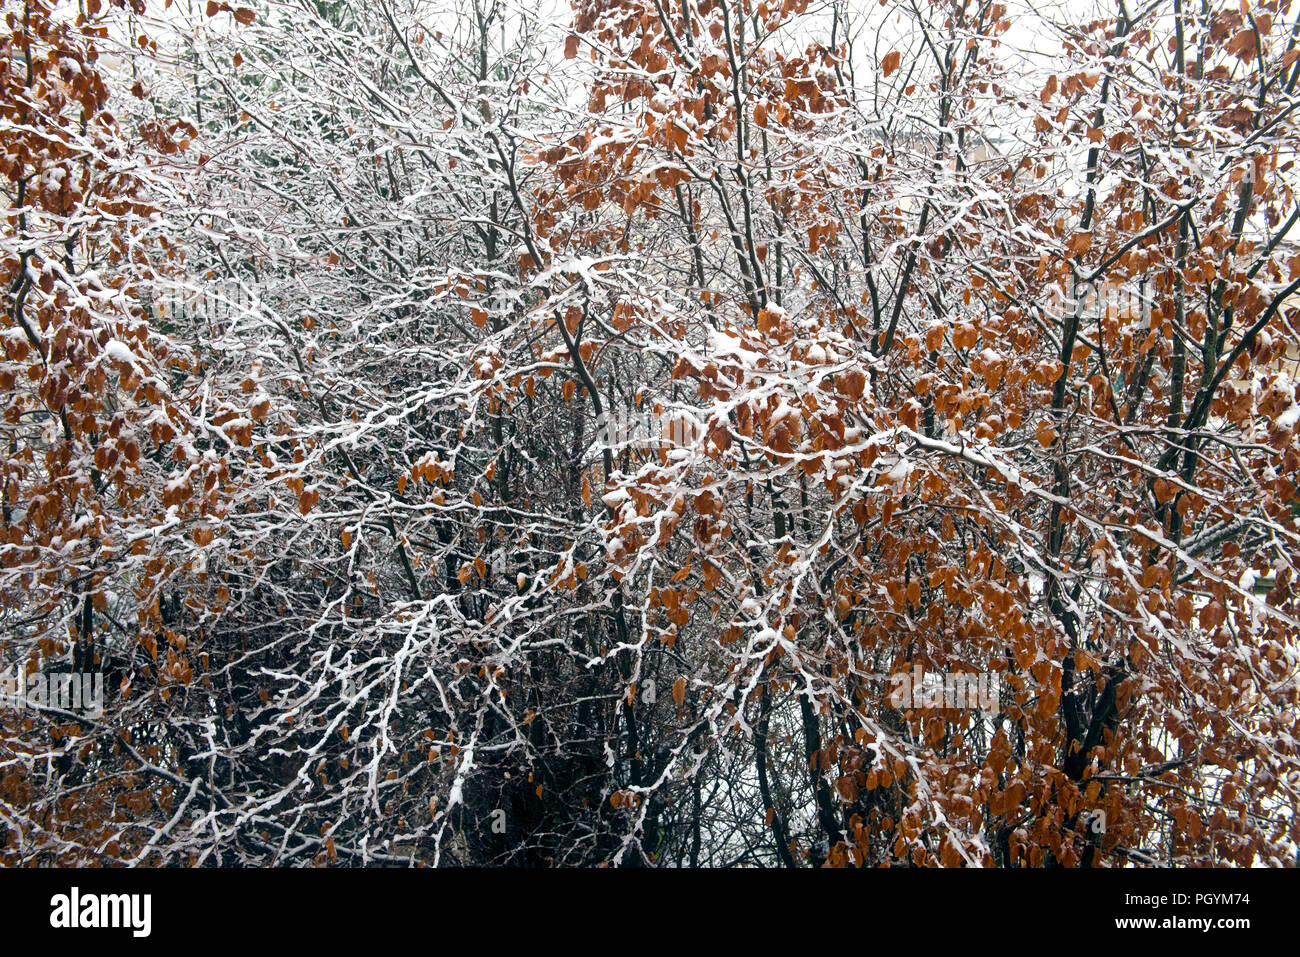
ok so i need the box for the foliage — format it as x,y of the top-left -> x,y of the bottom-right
2,0 -> 1299,867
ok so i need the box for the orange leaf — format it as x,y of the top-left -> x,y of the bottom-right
882,51 -> 901,77
838,369 -> 866,399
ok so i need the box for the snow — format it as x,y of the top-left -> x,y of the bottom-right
2,0 -> 1292,872
887,458 -> 914,484
600,488 -> 629,509
104,339 -> 137,366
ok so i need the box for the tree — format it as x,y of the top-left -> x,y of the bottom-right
0,0 -> 235,863
2,0 -> 1297,867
